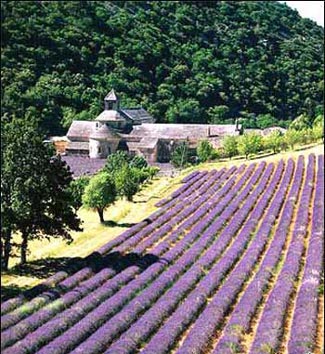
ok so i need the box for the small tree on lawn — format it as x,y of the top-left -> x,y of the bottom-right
264,130 -> 283,154
82,172 -> 117,223
197,140 -> 215,162
115,166 -> 140,202
238,133 -> 263,159
285,129 -> 300,150
223,135 -> 239,159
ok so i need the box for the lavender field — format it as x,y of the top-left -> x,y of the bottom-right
1,154 -> 324,354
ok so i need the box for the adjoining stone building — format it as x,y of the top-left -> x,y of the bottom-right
65,89 -> 242,163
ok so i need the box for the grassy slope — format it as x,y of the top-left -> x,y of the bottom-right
1,143 -> 323,298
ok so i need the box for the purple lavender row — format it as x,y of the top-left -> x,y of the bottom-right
173,159 -> 291,354
181,170 -> 200,183
134,168 -> 236,254
0,223 -> 149,316
106,161 -> 283,354
249,154 -> 316,354
0,169 -> 214,316
31,164 -> 262,354
171,172 -> 208,198
1,194 -> 176,315
0,271 -> 69,316
214,156 -> 305,354
1,170 -> 224,329
0,168 -> 233,349
287,155 -> 324,354
113,170 -> 222,254
4,165 -> 251,352
67,163 -> 270,354
0,169 -> 228,336
99,169 -> 220,255
98,167 -> 231,255
140,161 -> 282,354
160,172 -> 212,210
146,165 -> 251,259
155,171 -> 207,207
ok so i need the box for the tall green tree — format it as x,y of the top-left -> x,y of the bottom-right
284,129 -> 300,150
1,118 -> 82,268
82,172 -> 117,223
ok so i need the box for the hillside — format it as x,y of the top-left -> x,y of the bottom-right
1,1 -> 324,134
1,146 -> 324,354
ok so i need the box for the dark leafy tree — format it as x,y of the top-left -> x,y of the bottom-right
1,118 -> 82,268
67,176 -> 90,213
129,155 -> 148,169
104,151 -> 130,174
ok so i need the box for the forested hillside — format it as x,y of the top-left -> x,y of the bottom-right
1,1 -> 324,135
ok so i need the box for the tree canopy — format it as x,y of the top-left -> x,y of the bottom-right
1,117 -> 82,268
82,172 -> 117,223
1,1 -> 323,134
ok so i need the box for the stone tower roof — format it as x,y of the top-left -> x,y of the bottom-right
89,124 -> 120,140
104,89 -> 118,101
95,110 -> 125,122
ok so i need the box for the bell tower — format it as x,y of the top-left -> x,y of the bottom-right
104,89 -> 119,111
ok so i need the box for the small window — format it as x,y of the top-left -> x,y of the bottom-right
98,147 -> 101,154
108,102 -> 114,110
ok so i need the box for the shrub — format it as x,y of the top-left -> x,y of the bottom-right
171,141 -> 191,168
264,131 -> 284,154
129,155 -> 148,169
237,133 -> 263,159
284,129 -> 300,150
196,140 -> 216,162
223,136 -> 239,159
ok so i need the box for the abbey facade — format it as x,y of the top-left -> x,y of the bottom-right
66,90 -> 242,163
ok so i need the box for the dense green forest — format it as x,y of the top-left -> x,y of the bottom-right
1,1 -> 324,135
